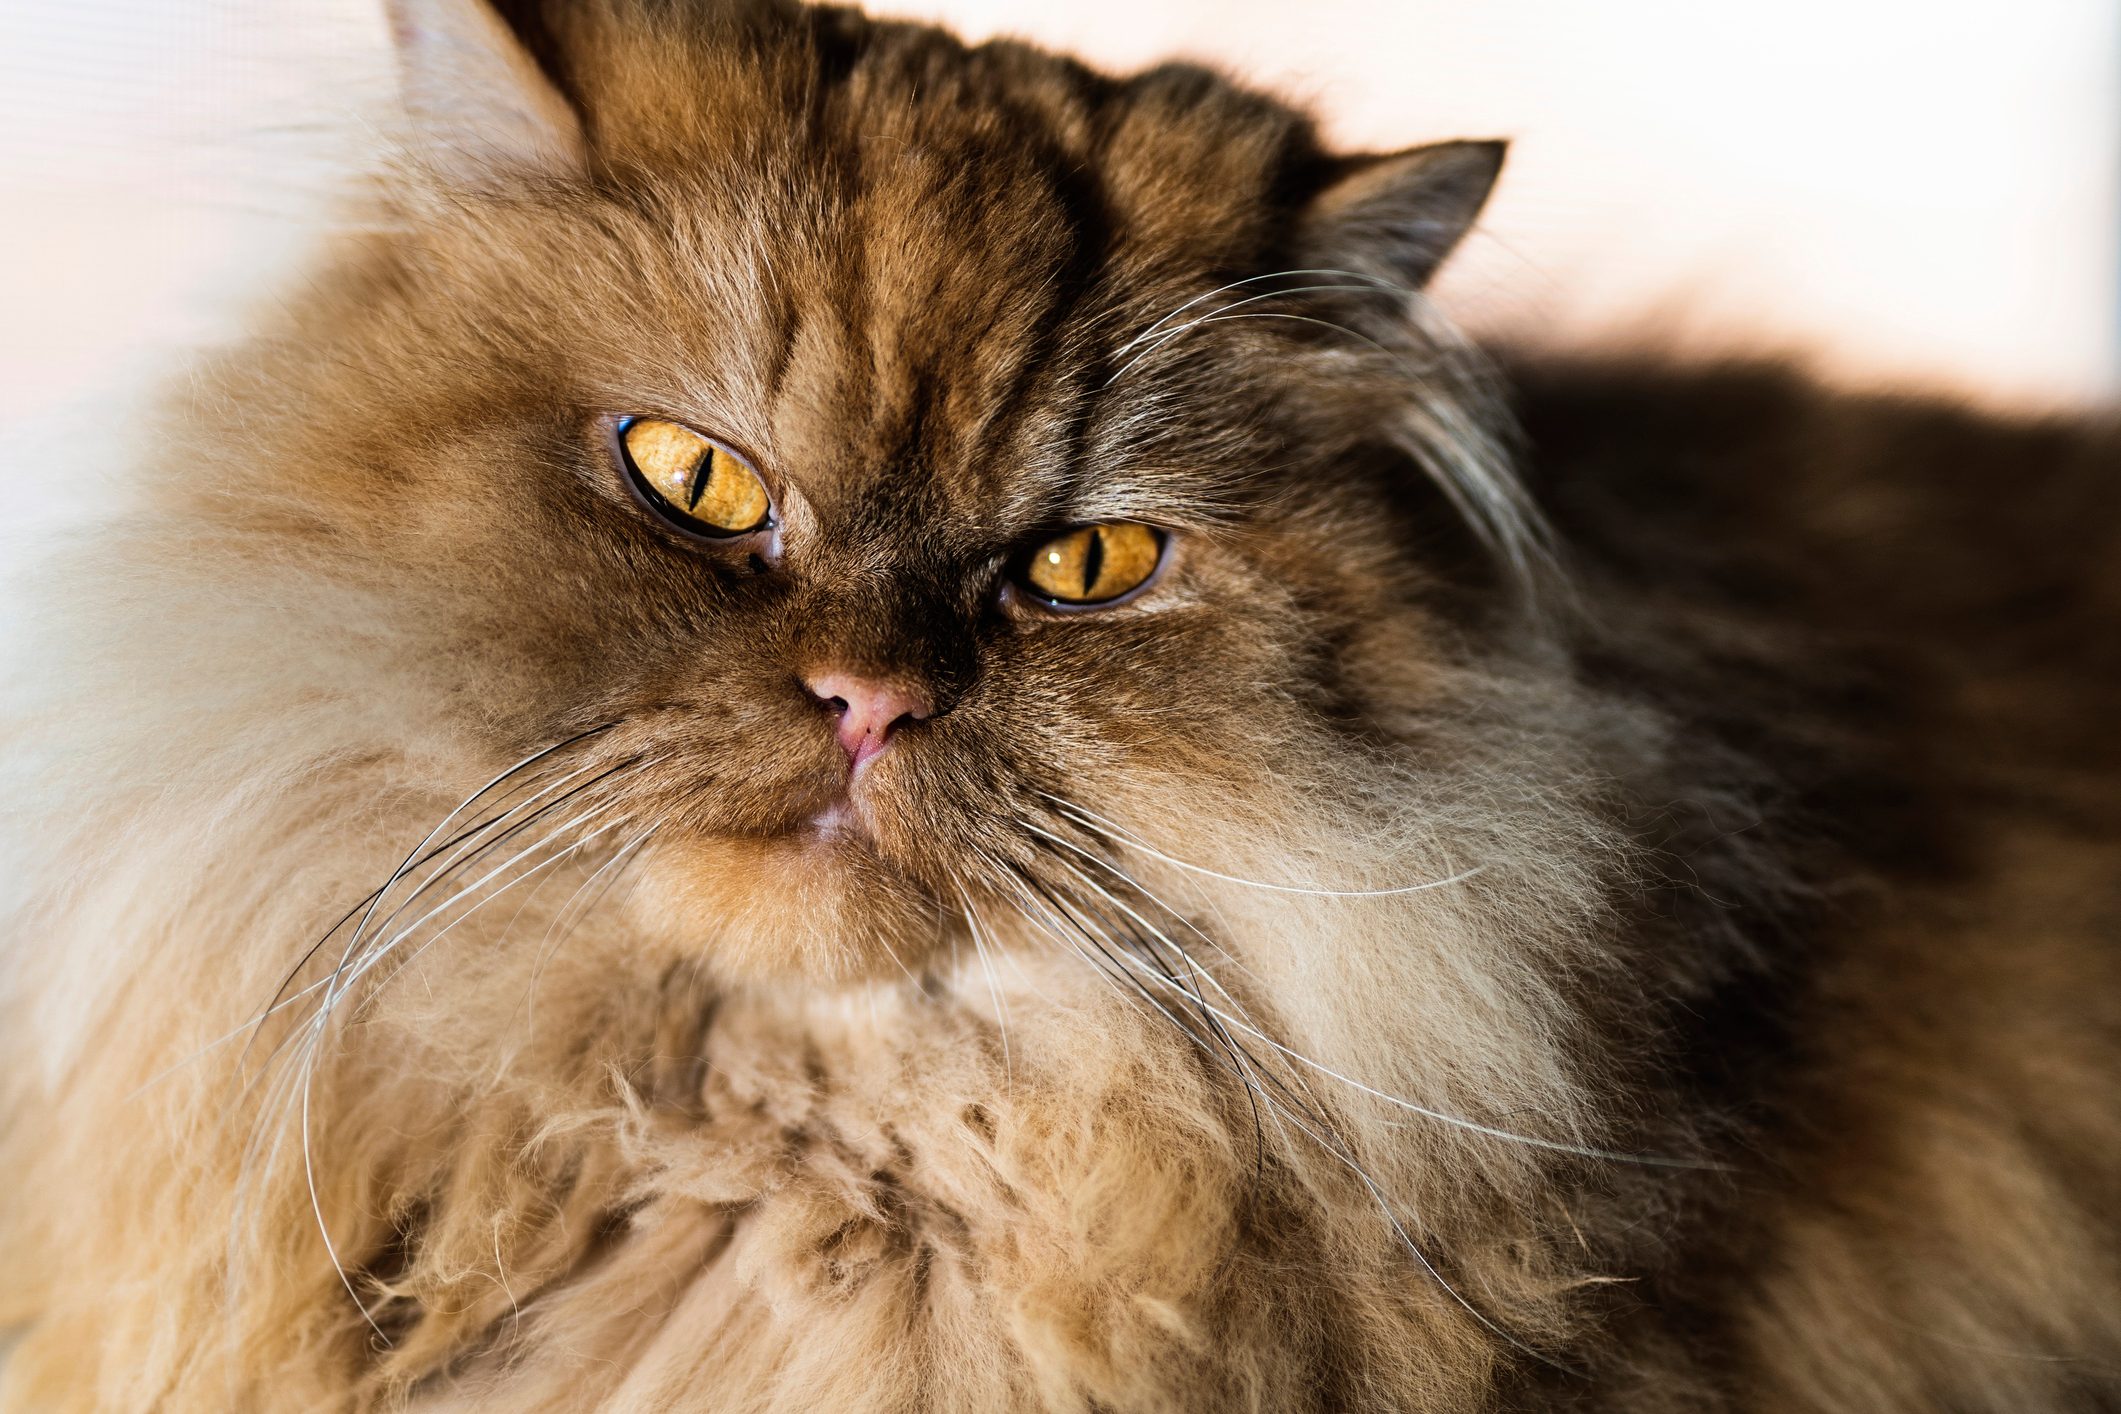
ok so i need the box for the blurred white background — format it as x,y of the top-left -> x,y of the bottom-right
1,0 -> 2116,433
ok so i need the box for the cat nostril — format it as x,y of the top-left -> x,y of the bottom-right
801,671 -> 934,770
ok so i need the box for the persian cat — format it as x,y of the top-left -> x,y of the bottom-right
3,0 -> 2119,1409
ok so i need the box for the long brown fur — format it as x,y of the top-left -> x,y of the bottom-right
2,3 -> 2118,1410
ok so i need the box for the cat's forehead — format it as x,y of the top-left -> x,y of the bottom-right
582,29 -> 1324,531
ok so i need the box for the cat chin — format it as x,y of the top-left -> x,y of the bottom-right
624,825 -> 944,984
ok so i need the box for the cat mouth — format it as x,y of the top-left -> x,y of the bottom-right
795,751 -> 907,845
799,771 -> 911,851
624,734 -> 943,890
807,799 -> 864,841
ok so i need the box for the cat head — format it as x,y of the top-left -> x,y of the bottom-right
178,0 -> 1541,981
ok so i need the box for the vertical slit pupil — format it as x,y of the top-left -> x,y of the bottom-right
685,449 -> 713,511
1081,526 -> 1105,598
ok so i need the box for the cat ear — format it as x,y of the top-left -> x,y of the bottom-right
385,0 -> 585,183
1297,140 -> 1506,289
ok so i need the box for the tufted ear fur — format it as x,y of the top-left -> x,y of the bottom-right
1297,139 -> 1506,289
385,0 -> 585,184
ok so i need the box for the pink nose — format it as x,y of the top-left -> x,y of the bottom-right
803,672 -> 933,771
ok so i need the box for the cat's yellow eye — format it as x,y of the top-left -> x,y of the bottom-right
1019,523 -> 1167,606
618,417 -> 771,536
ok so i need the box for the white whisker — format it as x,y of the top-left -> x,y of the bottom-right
286,796 -> 637,1349
1015,820 -> 1263,983
521,822 -> 662,1032
308,736 -> 615,1037
1105,280 -> 1412,384
1046,796 -> 1485,898
1028,810 -> 1720,1170
347,802 -> 639,1014
1001,861 -> 1565,1371
1101,265 -> 1561,602
1106,267 -> 1399,363
233,742 -> 643,1347
954,881 -> 1013,1085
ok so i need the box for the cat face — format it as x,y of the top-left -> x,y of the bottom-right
192,0 -> 1517,979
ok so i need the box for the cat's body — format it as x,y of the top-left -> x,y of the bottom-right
1507,357 -> 2121,1409
2,3 -> 2117,1410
